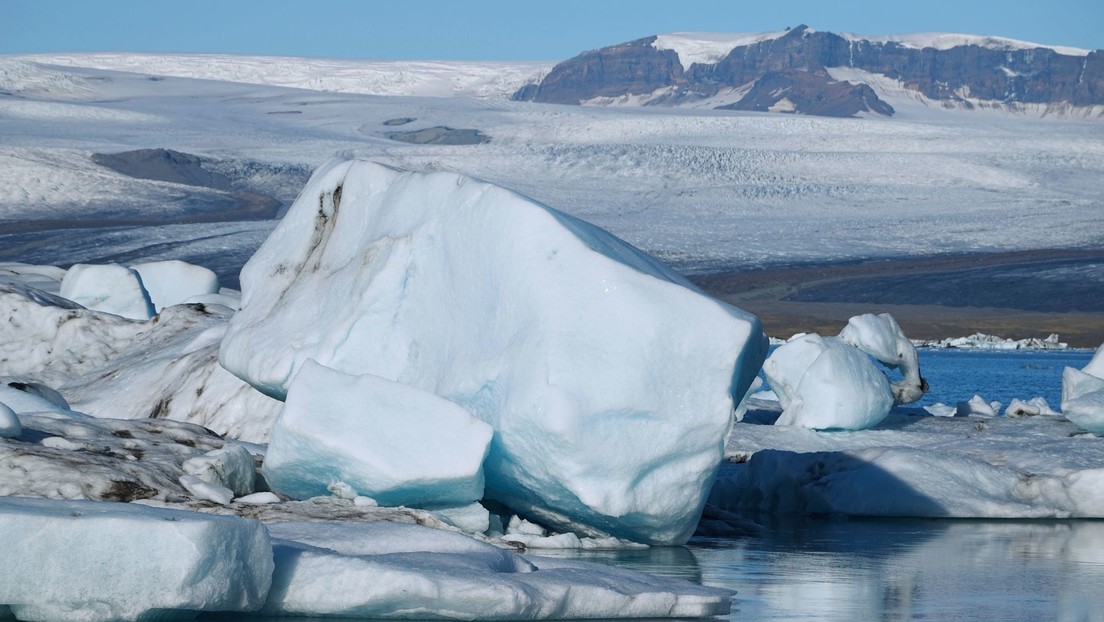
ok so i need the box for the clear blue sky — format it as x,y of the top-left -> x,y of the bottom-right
2,0 -> 1101,60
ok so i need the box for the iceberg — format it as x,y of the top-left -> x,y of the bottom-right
1062,344 -> 1104,434
263,521 -> 733,618
763,333 -> 894,430
0,281 -> 281,442
0,497 -> 272,622
838,313 -> 926,404
263,360 -> 493,507
712,407 -> 1104,518
220,159 -> 766,545
762,313 -> 925,430
58,263 -> 154,320
130,260 -> 220,311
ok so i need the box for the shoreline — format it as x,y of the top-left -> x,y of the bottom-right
690,248 -> 1104,348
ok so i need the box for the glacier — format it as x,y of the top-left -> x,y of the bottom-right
220,158 -> 767,545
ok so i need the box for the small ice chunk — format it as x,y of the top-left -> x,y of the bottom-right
235,492 -> 281,505
1062,345 -> 1104,434
956,395 -> 1000,417
924,402 -> 957,417
431,502 -> 491,534
179,473 -> 234,505
0,401 -> 20,438
182,443 -> 256,496
262,360 -> 493,507
508,515 -> 548,537
58,263 -> 154,320
130,260 -> 219,311
1005,397 -> 1059,417
353,495 -> 378,507
0,497 -> 272,622
327,481 -> 358,500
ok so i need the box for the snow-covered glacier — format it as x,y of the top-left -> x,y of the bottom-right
220,158 -> 767,545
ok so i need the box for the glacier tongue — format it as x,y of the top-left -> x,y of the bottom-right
220,158 -> 767,545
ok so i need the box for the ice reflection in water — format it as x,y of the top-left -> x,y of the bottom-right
540,519 -> 1104,621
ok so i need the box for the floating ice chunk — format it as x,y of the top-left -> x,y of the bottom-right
956,395 -> 1000,417
0,497 -> 272,622
179,473 -> 234,505
181,443 -> 256,496
130,260 -> 219,311
924,402 -> 957,417
1062,345 -> 1104,434
764,333 -> 894,430
263,521 -> 732,618
839,313 -> 926,404
1005,397 -> 1059,417
263,360 -> 493,507
0,401 -> 19,438
58,263 -> 154,320
221,159 -> 766,544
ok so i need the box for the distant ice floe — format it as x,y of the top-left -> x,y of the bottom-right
915,332 -> 1069,350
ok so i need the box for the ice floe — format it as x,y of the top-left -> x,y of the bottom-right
1062,344 -> 1104,434
219,159 -> 766,545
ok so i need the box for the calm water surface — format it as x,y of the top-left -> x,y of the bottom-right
541,518 -> 1104,621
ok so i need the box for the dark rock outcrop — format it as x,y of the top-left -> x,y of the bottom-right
514,25 -> 1103,117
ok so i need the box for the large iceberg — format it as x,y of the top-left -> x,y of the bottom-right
263,360 -> 493,506
0,497 -> 272,622
220,159 -> 767,545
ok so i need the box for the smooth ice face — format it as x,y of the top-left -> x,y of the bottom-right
58,263 -> 154,321
0,497 -> 273,622
130,260 -> 219,311
0,401 -> 19,438
262,521 -> 733,619
263,360 -> 493,507
838,313 -> 926,404
220,159 -> 767,544
764,334 -> 894,430
1062,345 -> 1104,434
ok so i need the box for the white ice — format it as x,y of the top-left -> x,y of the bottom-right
130,260 -> 220,311
263,360 -> 493,508
0,401 -> 19,438
58,263 -> 154,320
220,159 -> 766,545
0,497 -> 272,622
1062,344 -> 1104,434
0,281 -> 281,442
263,521 -> 733,618
956,394 -> 1001,417
713,404 -> 1104,518
763,333 -> 895,430
838,313 -> 925,404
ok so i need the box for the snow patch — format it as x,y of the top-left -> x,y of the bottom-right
653,31 -> 789,71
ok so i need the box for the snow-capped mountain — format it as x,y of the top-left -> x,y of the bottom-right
514,25 -> 1104,118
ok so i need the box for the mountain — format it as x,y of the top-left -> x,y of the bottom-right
513,25 -> 1104,118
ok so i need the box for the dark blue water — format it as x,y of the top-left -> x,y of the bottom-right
914,348 -> 1094,411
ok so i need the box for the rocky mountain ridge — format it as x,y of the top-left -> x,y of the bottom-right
514,25 -> 1104,118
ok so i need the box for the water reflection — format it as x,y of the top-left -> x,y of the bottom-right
690,519 -> 1104,621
